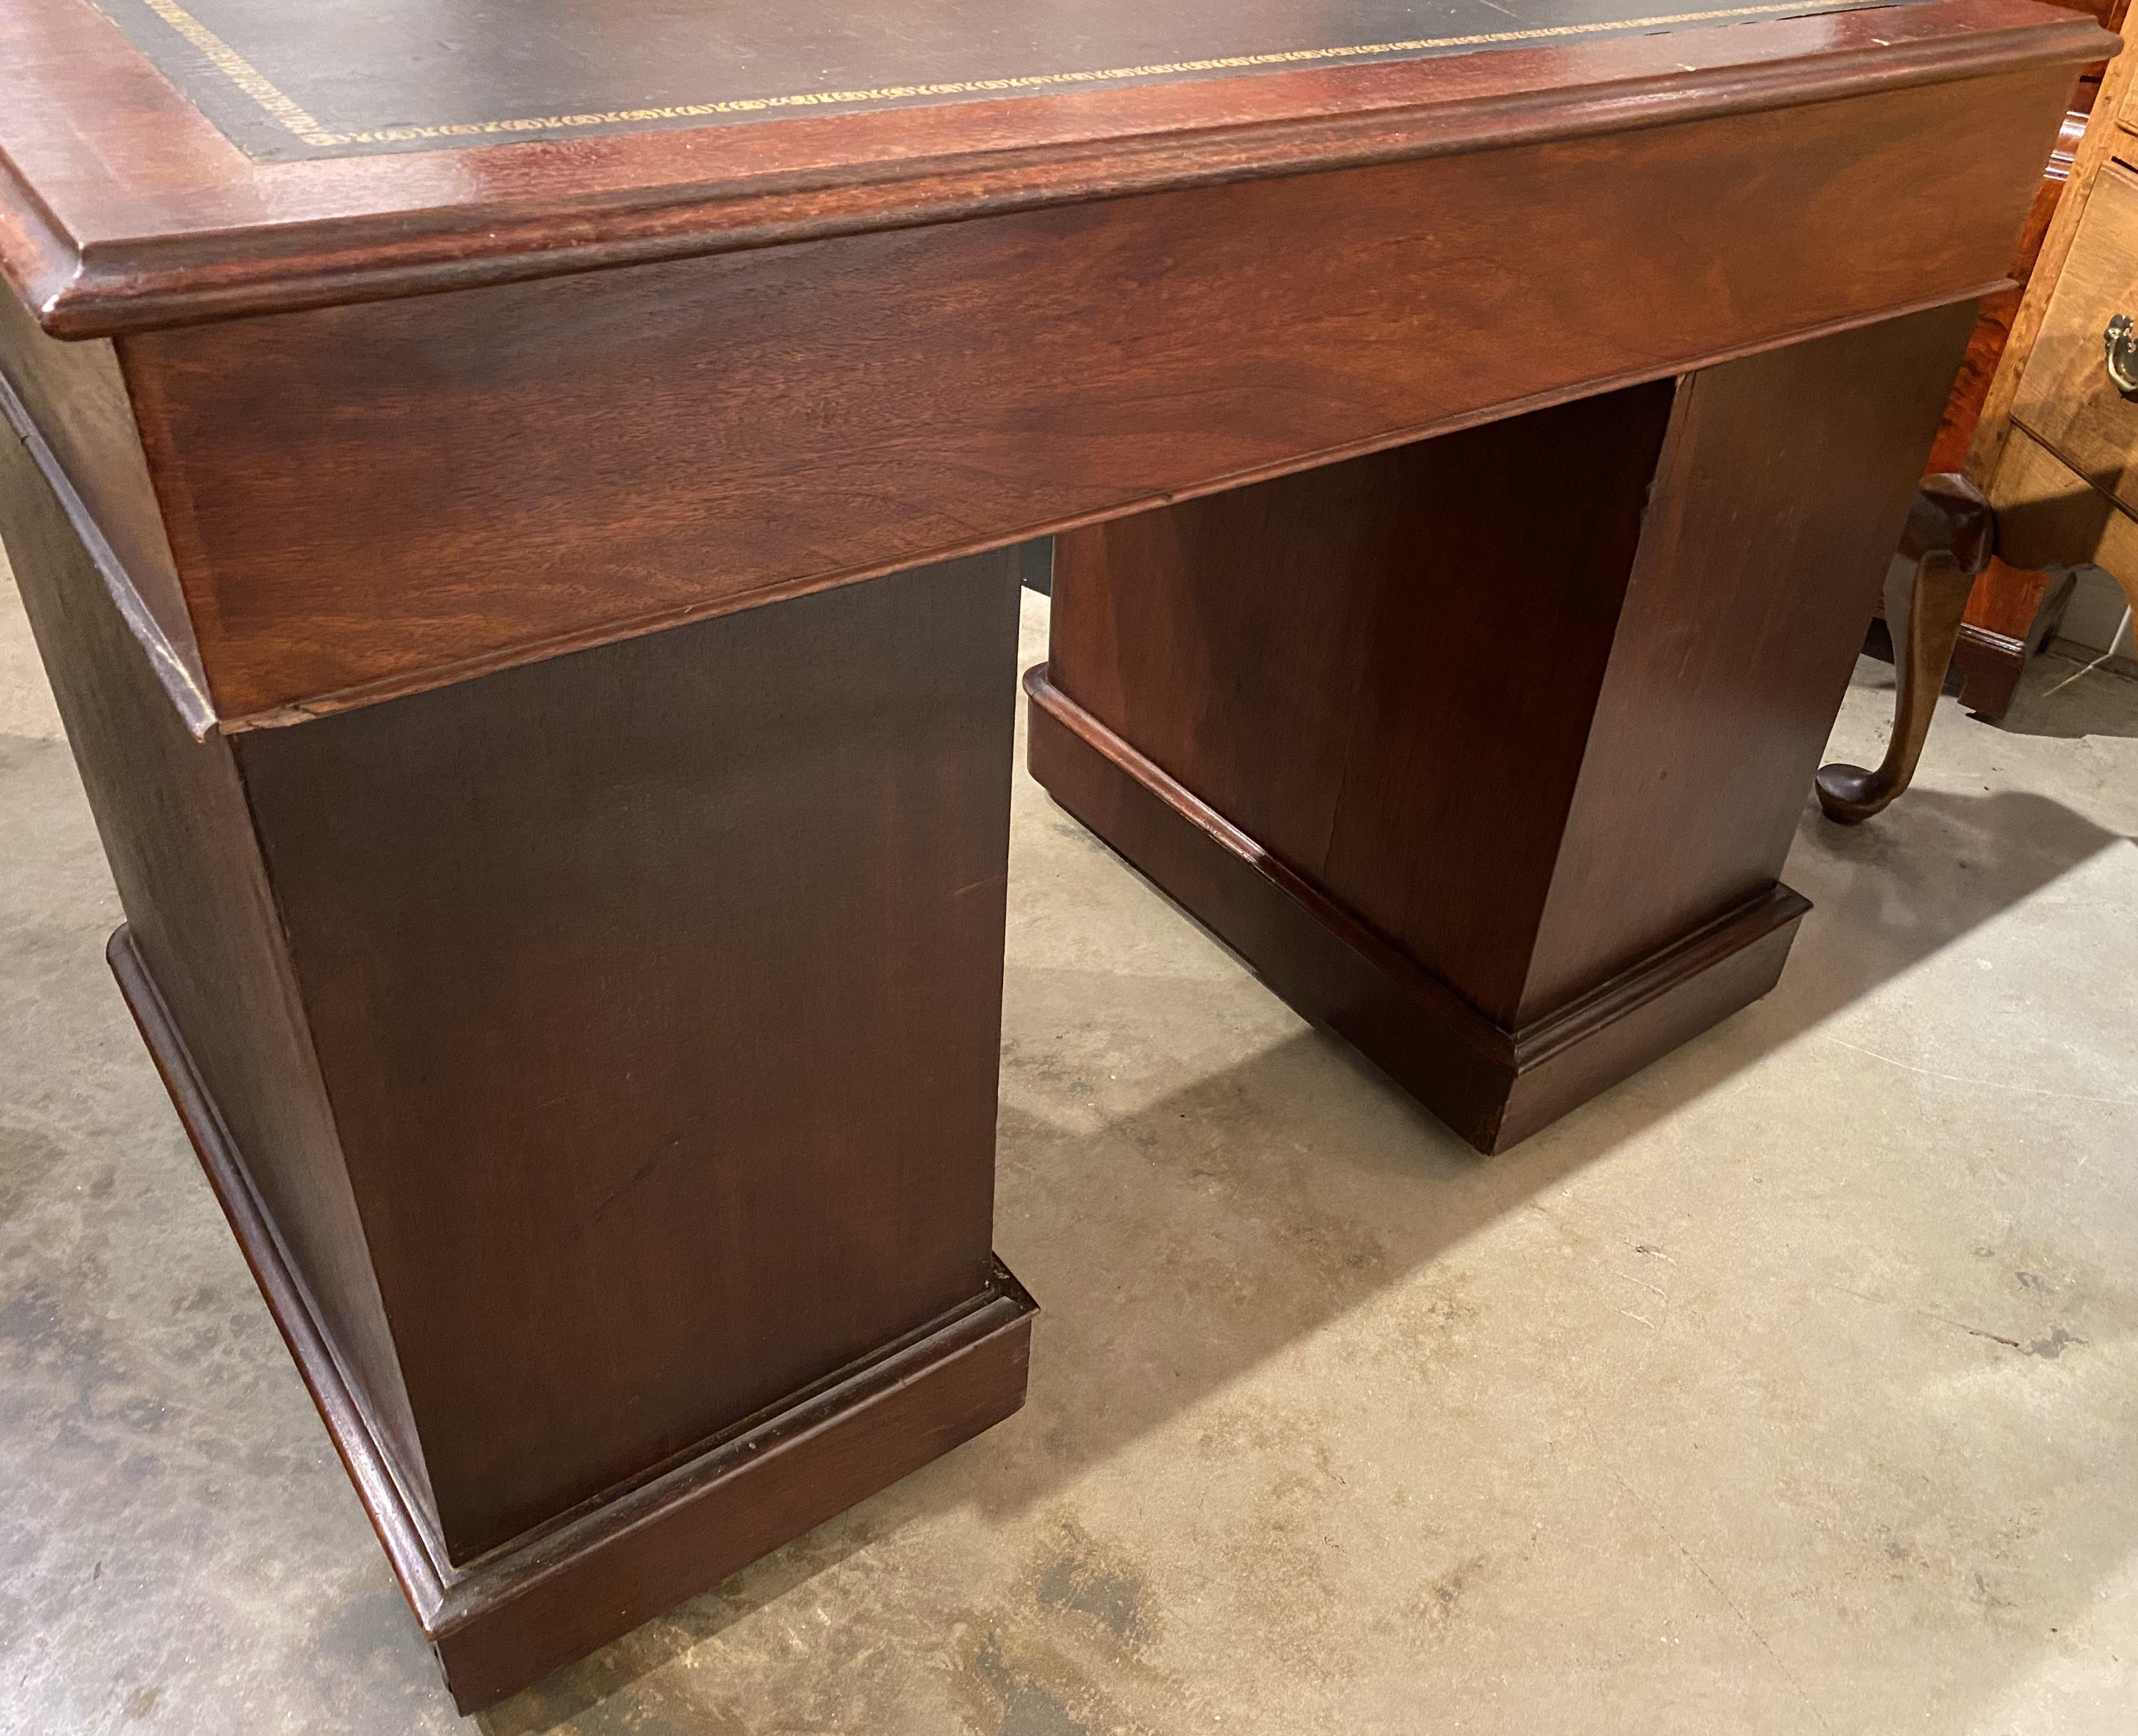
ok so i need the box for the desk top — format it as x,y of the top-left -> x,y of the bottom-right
0,0 -> 2112,335
84,0 -> 1915,162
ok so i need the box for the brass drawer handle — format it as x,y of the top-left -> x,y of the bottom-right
2107,314 -> 2138,396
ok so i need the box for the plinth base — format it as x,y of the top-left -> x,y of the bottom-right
109,925 -> 1037,1712
1025,670 -> 1806,1154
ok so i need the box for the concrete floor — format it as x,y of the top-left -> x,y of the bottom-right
3,565 -> 2136,1736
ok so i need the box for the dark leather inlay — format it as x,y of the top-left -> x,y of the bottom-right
87,0 -> 1906,160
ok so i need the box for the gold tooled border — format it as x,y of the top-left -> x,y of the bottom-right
132,1 -> 1841,154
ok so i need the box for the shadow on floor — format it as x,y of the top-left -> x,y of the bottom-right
969,786 -> 2129,1518
1989,651 -> 2138,741
479,779 -> 2126,1732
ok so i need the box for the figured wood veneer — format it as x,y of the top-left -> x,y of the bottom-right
1041,308 -> 1978,1147
9,365 -> 1034,1578
2011,158 -> 2138,500
101,63 -> 2079,728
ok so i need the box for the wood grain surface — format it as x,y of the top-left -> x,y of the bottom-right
0,277 -> 201,701
0,0 -> 2110,332
2011,158 -> 2138,501
223,551 -> 1022,1562
1,441 -> 1032,1570
1038,305 -> 1975,1145
1927,109 -> 2090,475
8,375 -> 1042,1696
0,0 -> 2109,1698
1967,0 -> 2138,481
1026,666 -> 1813,1152
1048,384 -> 1679,1027
1992,418 -> 2138,568
112,919 -> 1037,1713
1521,303 -> 1980,1018
0,403 -> 435,1516
108,62 -> 2074,727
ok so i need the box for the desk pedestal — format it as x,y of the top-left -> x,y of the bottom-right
1032,308 -> 1974,1151
3,408 -> 1035,1711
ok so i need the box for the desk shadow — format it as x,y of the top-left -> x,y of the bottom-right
954,788 -> 2125,1524
1988,646 -> 2138,741
479,783 -> 2123,1734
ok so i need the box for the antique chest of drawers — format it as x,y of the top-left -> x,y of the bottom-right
1982,0 -> 2138,620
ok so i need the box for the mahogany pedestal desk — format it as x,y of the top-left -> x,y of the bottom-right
0,0 -> 2106,1710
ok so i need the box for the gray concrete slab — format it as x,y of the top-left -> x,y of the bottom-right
2,565 -> 2133,1735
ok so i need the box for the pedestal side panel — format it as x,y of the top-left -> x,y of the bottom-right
1051,382 -> 1676,1024
1518,301 -> 1980,1020
231,552 -> 1021,1562
0,403 -> 433,1520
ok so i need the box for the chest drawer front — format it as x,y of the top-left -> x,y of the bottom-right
2012,159 -> 2138,506
1991,421 -> 2138,585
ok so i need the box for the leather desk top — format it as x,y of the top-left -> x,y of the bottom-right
0,0 -> 2112,336
87,0 -> 1913,161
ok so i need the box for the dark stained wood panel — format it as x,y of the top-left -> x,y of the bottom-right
1519,303 -> 1981,1019
1026,670 -> 1811,1151
111,907 -> 1037,1712
0,390 -> 435,1521
1036,304 -> 1977,1147
229,551 -> 1022,1563
0,278 -> 204,702
1050,383 -> 1679,1027
83,0 -> 1913,160
1314,391 -> 1677,1025
0,0 -> 2110,1698
116,62 -> 2075,726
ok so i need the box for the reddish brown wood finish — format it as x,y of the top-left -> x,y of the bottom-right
0,0 -> 2111,334
227,550 -> 1022,1561
103,63 -> 2074,728
0,276 -> 205,715
5,385 -> 1034,1695
1027,668 -> 1812,1151
0,365 -> 433,1507
1522,313 -> 1979,1012
109,922 -> 1036,1714
1039,306 -> 1977,1148
1929,108 -> 2091,474
1045,383 -> 1680,1029
0,0 -> 2109,1707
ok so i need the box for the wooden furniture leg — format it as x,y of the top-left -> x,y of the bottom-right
1031,306 -> 1974,1152
1949,556 -> 2065,717
1892,108 -> 2092,721
1816,472 -> 1995,823
2,403 -> 1035,1710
